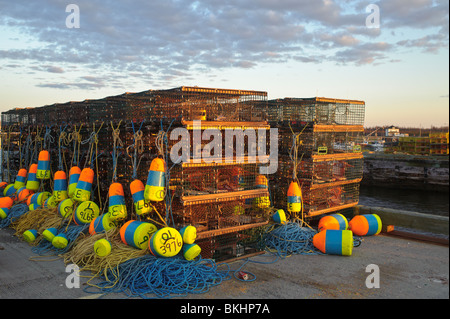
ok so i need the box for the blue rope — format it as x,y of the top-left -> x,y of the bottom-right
31,224 -> 89,256
85,255 -> 231,299
0,203 -> 29,228
261,221 -> 322,258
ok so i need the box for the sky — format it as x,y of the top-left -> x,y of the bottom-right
0,0 -> 448,128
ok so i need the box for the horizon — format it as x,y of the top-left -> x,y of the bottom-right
0,0 -> 448,128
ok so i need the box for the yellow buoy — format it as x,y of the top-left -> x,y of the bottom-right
149,227 -> 183,258
94,239 -> 112,257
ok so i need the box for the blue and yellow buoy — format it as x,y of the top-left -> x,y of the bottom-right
349,214 -> 382,236
272,209 -> 287,224
179,225 -> 197,245
42,228 -> 58,242
3,184 -> 16,198
144,158 -> 166,202
313,229 -> 353,256
182,243 -> 202,261
52,233 -> 69,249
23,229 -> 38,243
318,213 -> 349,231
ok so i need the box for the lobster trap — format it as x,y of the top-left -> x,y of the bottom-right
1,85 -> 366,261
267,97 -> 365,126
267,97 -> 365,218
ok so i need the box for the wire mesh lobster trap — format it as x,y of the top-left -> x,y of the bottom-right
1,86 -> 366,261
267,97 -> 365,126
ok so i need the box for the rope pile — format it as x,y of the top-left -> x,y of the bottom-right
261,221 -> 321,258
84,255 -> 230,299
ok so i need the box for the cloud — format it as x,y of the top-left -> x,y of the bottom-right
46,66 -> 64,73
0,0 -> 448,89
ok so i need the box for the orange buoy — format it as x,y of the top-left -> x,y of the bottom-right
318,213 -> 349,231
313,230 -> 353,256
287,181 -> 302,213
73,168 -> 94,202
53,171 -> 68,202
108,182 -> 127,221
130,179 -> 152,216
144,158 -> 166,202
37,150 -> 51,179
349,214 -> 382,236
26,164 -> 40,191
68,166 -> 81,198
253,175 -> 270,209
0,197 -> 14,220
14,168 -> 28,190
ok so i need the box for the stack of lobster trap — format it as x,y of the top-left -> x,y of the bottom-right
267,97 -> 365,218
1,87 -> 365,261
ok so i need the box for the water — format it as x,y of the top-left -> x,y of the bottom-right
359,185 -> 449,217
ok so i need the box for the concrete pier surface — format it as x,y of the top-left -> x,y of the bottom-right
1,225 -> 448,300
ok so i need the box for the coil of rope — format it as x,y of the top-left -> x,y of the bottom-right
84,254 -> 231,299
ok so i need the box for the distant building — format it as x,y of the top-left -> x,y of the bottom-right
385,126 -> 400,137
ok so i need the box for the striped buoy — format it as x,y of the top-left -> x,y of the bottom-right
313,230 -> 353,256
43,195 -> 58,208
17,187 -> 34,202
89,213 -> 116,235
14,168 -> 28,190
130,179 -> 152,216
58,198 -> 74,218
144,158 -> 166,202
0,197 -> 14,220
149,227 -> 183,258
3,184 -> 16,198
253,175 -> 270,209
287,181 -> 302,213
273,209 -> 287,224
42,228 -> 58,242
26,164 -> 40,191
0,181 -> 7,193
108,183 -> 127,221
36,150 -> 51,180
349,214 -> 382,236
68,166 -> 81,198
179,225 -> 197,245
53,171 -> 68,202
120,220 -> 158,250
37,192 -> 51,206
73,168 -> 94,202
23,229 -> 38,243
318,213 -> 349,231
73,200 -> 100,225
52,233 -> 68,249
183,243 -> 202,261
